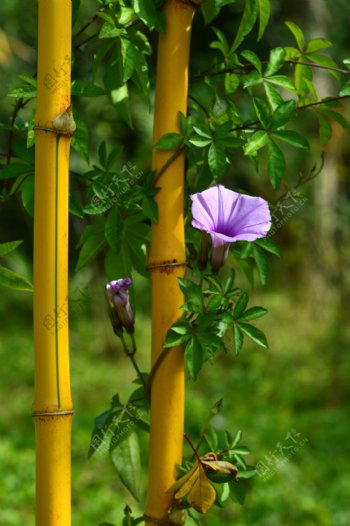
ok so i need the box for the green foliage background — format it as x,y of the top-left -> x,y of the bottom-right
1,0 -> 350,525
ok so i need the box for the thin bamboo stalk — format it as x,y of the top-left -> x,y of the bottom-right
146,1 -> 196,523
33,1 -> 73,525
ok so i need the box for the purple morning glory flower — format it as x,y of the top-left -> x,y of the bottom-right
191,184 -> 271,270
106,278 -> 134,334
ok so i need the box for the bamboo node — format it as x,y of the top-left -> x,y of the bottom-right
34,125 -> 74,137
52,104 -> 76,135
34,105 -> 76,137
147,260 -> 186,273
32,410 -> 74,417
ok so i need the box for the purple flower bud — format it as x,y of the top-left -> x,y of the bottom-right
191,184 -> 271,271
106,278 -> 134,334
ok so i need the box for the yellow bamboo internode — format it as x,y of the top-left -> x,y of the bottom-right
33,1 -> 73,524
146,1 -> 197,523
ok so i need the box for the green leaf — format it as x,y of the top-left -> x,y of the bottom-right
208,143 -> 227,179
0,264 -> 33,291
239,306 -> 268,321
272,130 -> 309,149
229,480 -> 246,504
244,130 -> 268,156
215,120 -> 234,137
252,245 -> 269,285
206,294 -> 223,313
7,85 -> 37,99
267,138 -> 285,189
104,48 -> 132,128
76,224 -> 106,271
243,70 -> 263,88
71,108 -> 89,163
164,329 -> 190,348
185,337 -> 204,380
241,50 -> 262,74
193,125 -> 212,138
253,97 -> 270,128
225,72 -> 240,94
188,136 -> 213,147
21,175 -> 34,215
154,132 -> 184,150
201,2 -> 218,25
294,64 -> 312,96
211,27 -> 230,57
0,240 -> 23,257
121,38 -> 139,82
237,467 -> 257,479
285,21 -> 305,50
257,0 -> 270,40
105,208 -> 124,252
69,194 -> 84,218
340,80 -> 350,97
270,100 -> 295,129
265,75 -> 295,91
217,136 -> 244,148
0,163 -> 34,180
265,47 -> 286,77
254,238 -> 281,256
171,321 -> 192,336
109,411 -> 137,451
231,0 -> 259,52
238,322 -> 268,348
17,74 -> 37,87
305,53 -> 340,79
99,22 -> 122,39
306,38 -> 332,53
234,292 -> 249,318
264,83 -> 283,110
343,58 -> 350,70
105,246 -> 132,282
142,196 -> 158,221
132,0 -> 165,32
178,278 -> 204,313
111,432 -> 141,501
164,321 -> 192,348
71,80 -> 105,97
233,324 -> 244,355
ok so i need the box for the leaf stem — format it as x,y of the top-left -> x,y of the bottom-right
120,333 -> 147,394
184,433 -> 201,463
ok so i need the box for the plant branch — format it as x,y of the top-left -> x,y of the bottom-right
120,333 -> 147,394
296,94 -> 350,111
153,145 -> 185,185
191,58 -> 350,83
6,98 -> 31,165
188,93 -> 210,118
147,346 -> 172,401
285,59 -> 350,76
74,31 -> 100,49
74,7 -> 105,38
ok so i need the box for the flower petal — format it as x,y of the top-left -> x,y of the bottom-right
191,185 -> 271,243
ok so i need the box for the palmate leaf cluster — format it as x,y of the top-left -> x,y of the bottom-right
164,269 -> 269,380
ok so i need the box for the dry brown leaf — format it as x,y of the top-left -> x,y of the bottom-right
187,463 -> 217,514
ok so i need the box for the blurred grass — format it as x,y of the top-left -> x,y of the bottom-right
1,276 -> 350,526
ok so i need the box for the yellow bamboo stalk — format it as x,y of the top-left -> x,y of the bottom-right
146,1 -> 196,523
33,1 -> 73,525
